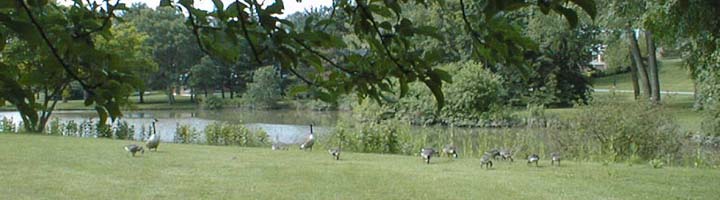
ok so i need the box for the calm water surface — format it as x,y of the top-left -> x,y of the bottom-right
0,109 -> 344,143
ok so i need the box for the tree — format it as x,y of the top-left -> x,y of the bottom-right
523,8 -> 597,106
168,0 -> 597,109
123,4 -> 203,104
598,0 -> 662,103
95,23 -> 158,104
189,56 -> 222,98
0,0 -> 143,131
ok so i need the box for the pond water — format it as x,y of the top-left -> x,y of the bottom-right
0,109 -> 343,144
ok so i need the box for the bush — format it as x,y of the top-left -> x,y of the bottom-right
203,95 -> 224,110
244,66 -> 282,109
46,118 -> 62,135
557,100 -> 682,161
113,120 -> 135,140
175,124 -> 200,144
0,117 -> 16,133
204,122 -> 269,146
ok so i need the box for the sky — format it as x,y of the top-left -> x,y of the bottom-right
59,0 -> 332,17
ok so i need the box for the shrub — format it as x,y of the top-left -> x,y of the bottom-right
46,118 -> 62,135
63,120 -> 79,136
175,124 -> 200,144
204,122 -> 269,146
558,100 -> 682,161
113,120 -> 135,140
0,117 -> 16,133
393,61 -> 511,126
203,95 -> 224,110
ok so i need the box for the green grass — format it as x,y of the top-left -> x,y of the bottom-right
1,134 -> 718,199
593,59 -> 693,92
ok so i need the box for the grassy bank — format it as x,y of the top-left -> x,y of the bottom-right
1,134 -> 718,199
593,59 -> 693,92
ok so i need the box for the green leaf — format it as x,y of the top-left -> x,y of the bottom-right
159,0 -> 172,7
570,0 -> 597,20
556,6 -> 579,28
399,76 -> 409,98
212,0 -> 224,11
432,69 -> 452,83
289,85 -> 310,96
423,78 -> 445,111
0,1 -> 16,9
28,0 -> 48,7
0,33 -> 6,51
266,1 -> 284,14
369,4 -> 393,18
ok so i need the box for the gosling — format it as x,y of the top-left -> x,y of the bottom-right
124,144 -> 144,157
480,153 -> 493,168
420,148 -> 438,164
328,148 -> 341,160
442,144 -> 458,158
527,154 -> 540,167
551,152 -> 561,166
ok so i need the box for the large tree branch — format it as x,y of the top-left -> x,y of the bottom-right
291,37 -> 355,74
357,1 -> 410,74
459,0 -> 483,43
19,0 -> 96,95
185,6 -> 214,57
235,0 -> 263,65
287,68 -> 314,86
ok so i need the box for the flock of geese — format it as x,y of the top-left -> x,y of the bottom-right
125,121 -> 562,167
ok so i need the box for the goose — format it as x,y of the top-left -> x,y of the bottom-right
145,118 -> 160,151
500,149 -> 514,162
488,148 -> 501,160
420,148 -> 438,164
271,135 -> 289,151
551,152 -> 561,166
442,144 -> 458,158
480,152 -> 493,168
299,124 -> 315,151
124,144 -> 144,157
527,153 -> 540,167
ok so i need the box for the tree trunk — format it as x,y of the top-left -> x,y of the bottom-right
167,86 -> 176,104
190,88 -> 195,102
221,85 -> 225,99
646,31 -> 661,104
204,88 -> 208,98
230,84 -> 234,99
628,27 -> 651,99
139,90 -> 145,104
629,64 -> 640,99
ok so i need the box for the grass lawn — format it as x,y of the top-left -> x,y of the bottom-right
593,59 -> 693,92
1,134 -> 718,199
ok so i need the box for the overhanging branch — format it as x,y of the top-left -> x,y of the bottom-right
19,0 -> 96,95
